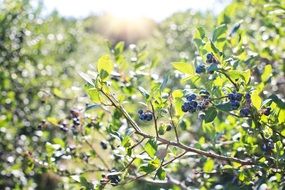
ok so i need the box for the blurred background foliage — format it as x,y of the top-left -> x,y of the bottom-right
0,0 -> 284,189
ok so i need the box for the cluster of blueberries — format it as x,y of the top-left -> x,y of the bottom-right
227,91 -> 243,110
196,53 -> 218,74
181,90 -> 210,113
100,170 -> 121,186
138,109 -> 153,121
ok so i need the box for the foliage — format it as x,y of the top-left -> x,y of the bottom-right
1,0 -> 285,189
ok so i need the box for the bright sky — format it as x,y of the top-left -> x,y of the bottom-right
42,0 -> 231,21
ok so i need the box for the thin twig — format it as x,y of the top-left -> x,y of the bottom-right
99,89 -> 254,165
85,139 -> 110,170
168,96 -> 180,143
217,70 -> 239,91
162,150 -> 187,167
150,101 -> 159,138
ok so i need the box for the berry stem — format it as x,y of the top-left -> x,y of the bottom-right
150,101 -> 159,138
217,70 -> 239,91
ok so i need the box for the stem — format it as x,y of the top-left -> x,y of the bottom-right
217,70 -> 239,91
84,139 -> 110,170
150,101 -> 159,138
162,150 -> 187,167
168,97 -> 180,143
99,89 -> 254,166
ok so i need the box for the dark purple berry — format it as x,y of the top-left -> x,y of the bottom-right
100,141 -> 108,150
138,109 -> 143,115
189,101 -> 198,108
235,93 -> 243,101
186,94 -> 196,101
206,53 -> 213,61
181,102 -> 190,112
230,100 -> 240,110
240,107 -> 250,117
228,93 -> 235,101
146,112 -> 153,121
195,64 -> 206,74
166,125 -> 172,131
245,93 -> 251,100
263,107 -> 271,116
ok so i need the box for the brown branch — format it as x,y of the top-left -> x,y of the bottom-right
99,89 -> 254,166
162,150 -> 187,167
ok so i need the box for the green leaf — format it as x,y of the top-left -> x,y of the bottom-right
138,86 -> 150,99
79,72 -> 94,86
261,64 -> 272,82
268,94 -> 285,109
157,168 -> 166,180
144,138 -> 157,158
203,158 -> 214,173
216,103 -> 232,112
97,55 -> 113,80
160,73 -> 169,92
122,136 -> 131,148
204,107 -> 217,123
80,176 -> 94,190
207,63 -> 218,72
172,62 -> 195,75
212,24 -> 227,42
114,41 -> 124,55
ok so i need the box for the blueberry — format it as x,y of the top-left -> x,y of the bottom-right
186,94 -> 196,101
166,125 -> 172,131
100,141 -> 108,150
206,53 -> 213,61
199,90 -> 210,96
228,93 -> 235,101
138,109 -> 143,115
189,101 -> 198,108
146,112 -> 153,121
139,114 -> 145,120
235,93 -> 243,101
262,139 -> 274,152
195,64 -> 206,74
240,108 -> 250,117
230,100 -> 240,110
263,107 -> 271,116
181,102 -> 190,112
245,93 -> 251,100
188,106 -> 196,113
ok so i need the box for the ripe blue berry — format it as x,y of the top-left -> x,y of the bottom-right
199,90 -> 210,96
263,107 -> 271,116
230,100 -> 240,110
228,93 -> 235,101
181,102 -> 190,112
186,94 -> 196,101
245,93 -> 251,100
138,109 -> 143,114
189,101 -> 198,108
206,53 -> 213,61
235,93 -> 243,101
195,64 -> 206,74
145,112 -> 153,121
240,107 -> 250,117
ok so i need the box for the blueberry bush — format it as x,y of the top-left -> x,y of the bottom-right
1,0 -> 285,189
